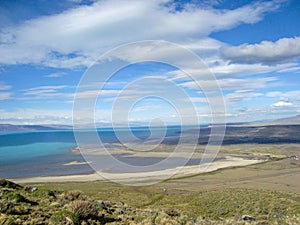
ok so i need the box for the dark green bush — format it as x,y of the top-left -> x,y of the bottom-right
50,210 -> 79,225
31,188 -> 55,198
3,192 -> 27,203
0,179 -> 22,190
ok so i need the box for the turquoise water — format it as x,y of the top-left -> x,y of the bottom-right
0,126 -> 203,178
0,127 -> 179,178
0,142 -> 75,165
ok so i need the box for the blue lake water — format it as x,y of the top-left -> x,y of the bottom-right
0,126 -> 207,178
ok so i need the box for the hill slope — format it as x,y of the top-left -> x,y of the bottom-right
270,114 -> 300,125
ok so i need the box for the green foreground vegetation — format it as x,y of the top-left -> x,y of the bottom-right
0,177 -> 299,224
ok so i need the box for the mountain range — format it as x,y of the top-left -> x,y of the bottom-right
0,114 -> 299,132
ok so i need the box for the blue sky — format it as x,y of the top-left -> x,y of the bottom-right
0,0 -> 300,125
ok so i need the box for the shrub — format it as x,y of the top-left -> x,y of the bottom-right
50,210 -> 79,225
165,208 -> 181,217
31,188 -> 55,198
0,179 -> 22,190
3,192 -> 27,203
61,190 -> 87,202
0,199 -> 30,215
0,215 -> 16,225
68,200 -> 99,219
0,200 -> 15,214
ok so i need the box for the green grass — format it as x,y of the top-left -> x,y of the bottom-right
50,210 -> 79,225
1,177 -> 299,224
31,188 -> 55,198
150,188 -> 300,221
37,181 -> 300,223
2,192 -> 28,203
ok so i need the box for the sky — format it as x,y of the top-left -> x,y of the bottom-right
0,0 -> 300,125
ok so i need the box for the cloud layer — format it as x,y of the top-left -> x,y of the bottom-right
221,36 -> 300,65
0,0 -> 281,68
1,0 -> 300,124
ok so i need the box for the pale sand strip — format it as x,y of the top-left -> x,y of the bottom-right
63,160 -> 91,166
10,157 -> 264,184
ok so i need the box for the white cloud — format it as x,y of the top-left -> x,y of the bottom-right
271,100 -> 293,108
220,36 -> 300,65
278,66 -> 300,73
44,72 -> 67,78
75,89 -> 124,99
266,90 -> 300,101
22,85 -> 68,97
211,61 -> 295,77
0,0 -> 282,68
0,84 -> 11,91
24,85 -> 67,91
0,108 -> 72,124
13,85 -> 74,101
0,92 -> 11,100
180,76 -> 277,91
0,82 -> 12,100
189,97 -> 208,103
226,90 -> 263,102
162,60 -> 295,81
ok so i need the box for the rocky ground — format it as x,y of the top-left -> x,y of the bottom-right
0,178 -> 299,225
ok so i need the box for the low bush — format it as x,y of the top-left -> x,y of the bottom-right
50,210 -> 79,225
61,190 -> 87,202
3,192 -> 27,203
31,188 -> 55,198
68,200 -> 99,219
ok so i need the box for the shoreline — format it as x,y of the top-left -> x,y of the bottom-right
9,156 -> 264,184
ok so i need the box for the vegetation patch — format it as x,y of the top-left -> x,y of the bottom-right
0,176 -> 299,224
67,200 -> 99,219
50,210 -> 79,225
2,192 -> 28,203
31,188 -> 55,198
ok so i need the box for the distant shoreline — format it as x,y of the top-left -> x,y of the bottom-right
1,124 -> 299,180
10,156 -> 264,184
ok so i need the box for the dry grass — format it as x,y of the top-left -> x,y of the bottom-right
67,200 -> 99,219
58,190 -> 88,205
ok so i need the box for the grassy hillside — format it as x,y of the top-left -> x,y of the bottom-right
0,178 -> 299,225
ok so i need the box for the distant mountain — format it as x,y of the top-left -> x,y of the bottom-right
269,115 -> 300,125
0,121 -> 168,132
1,115 -> 300,132
0,124 -> 72,132
176,124 -> 300,145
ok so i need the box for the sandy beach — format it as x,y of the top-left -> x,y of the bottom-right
10,156 -> 264,184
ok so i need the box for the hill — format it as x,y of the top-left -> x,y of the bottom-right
269,114 -> 300,125
0,124 -> 72,132
0,177 -> 299,224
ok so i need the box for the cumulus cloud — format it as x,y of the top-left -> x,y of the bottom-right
0,0 -> 282,68
271,100 -> 293,108
220,36 -> 300,65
